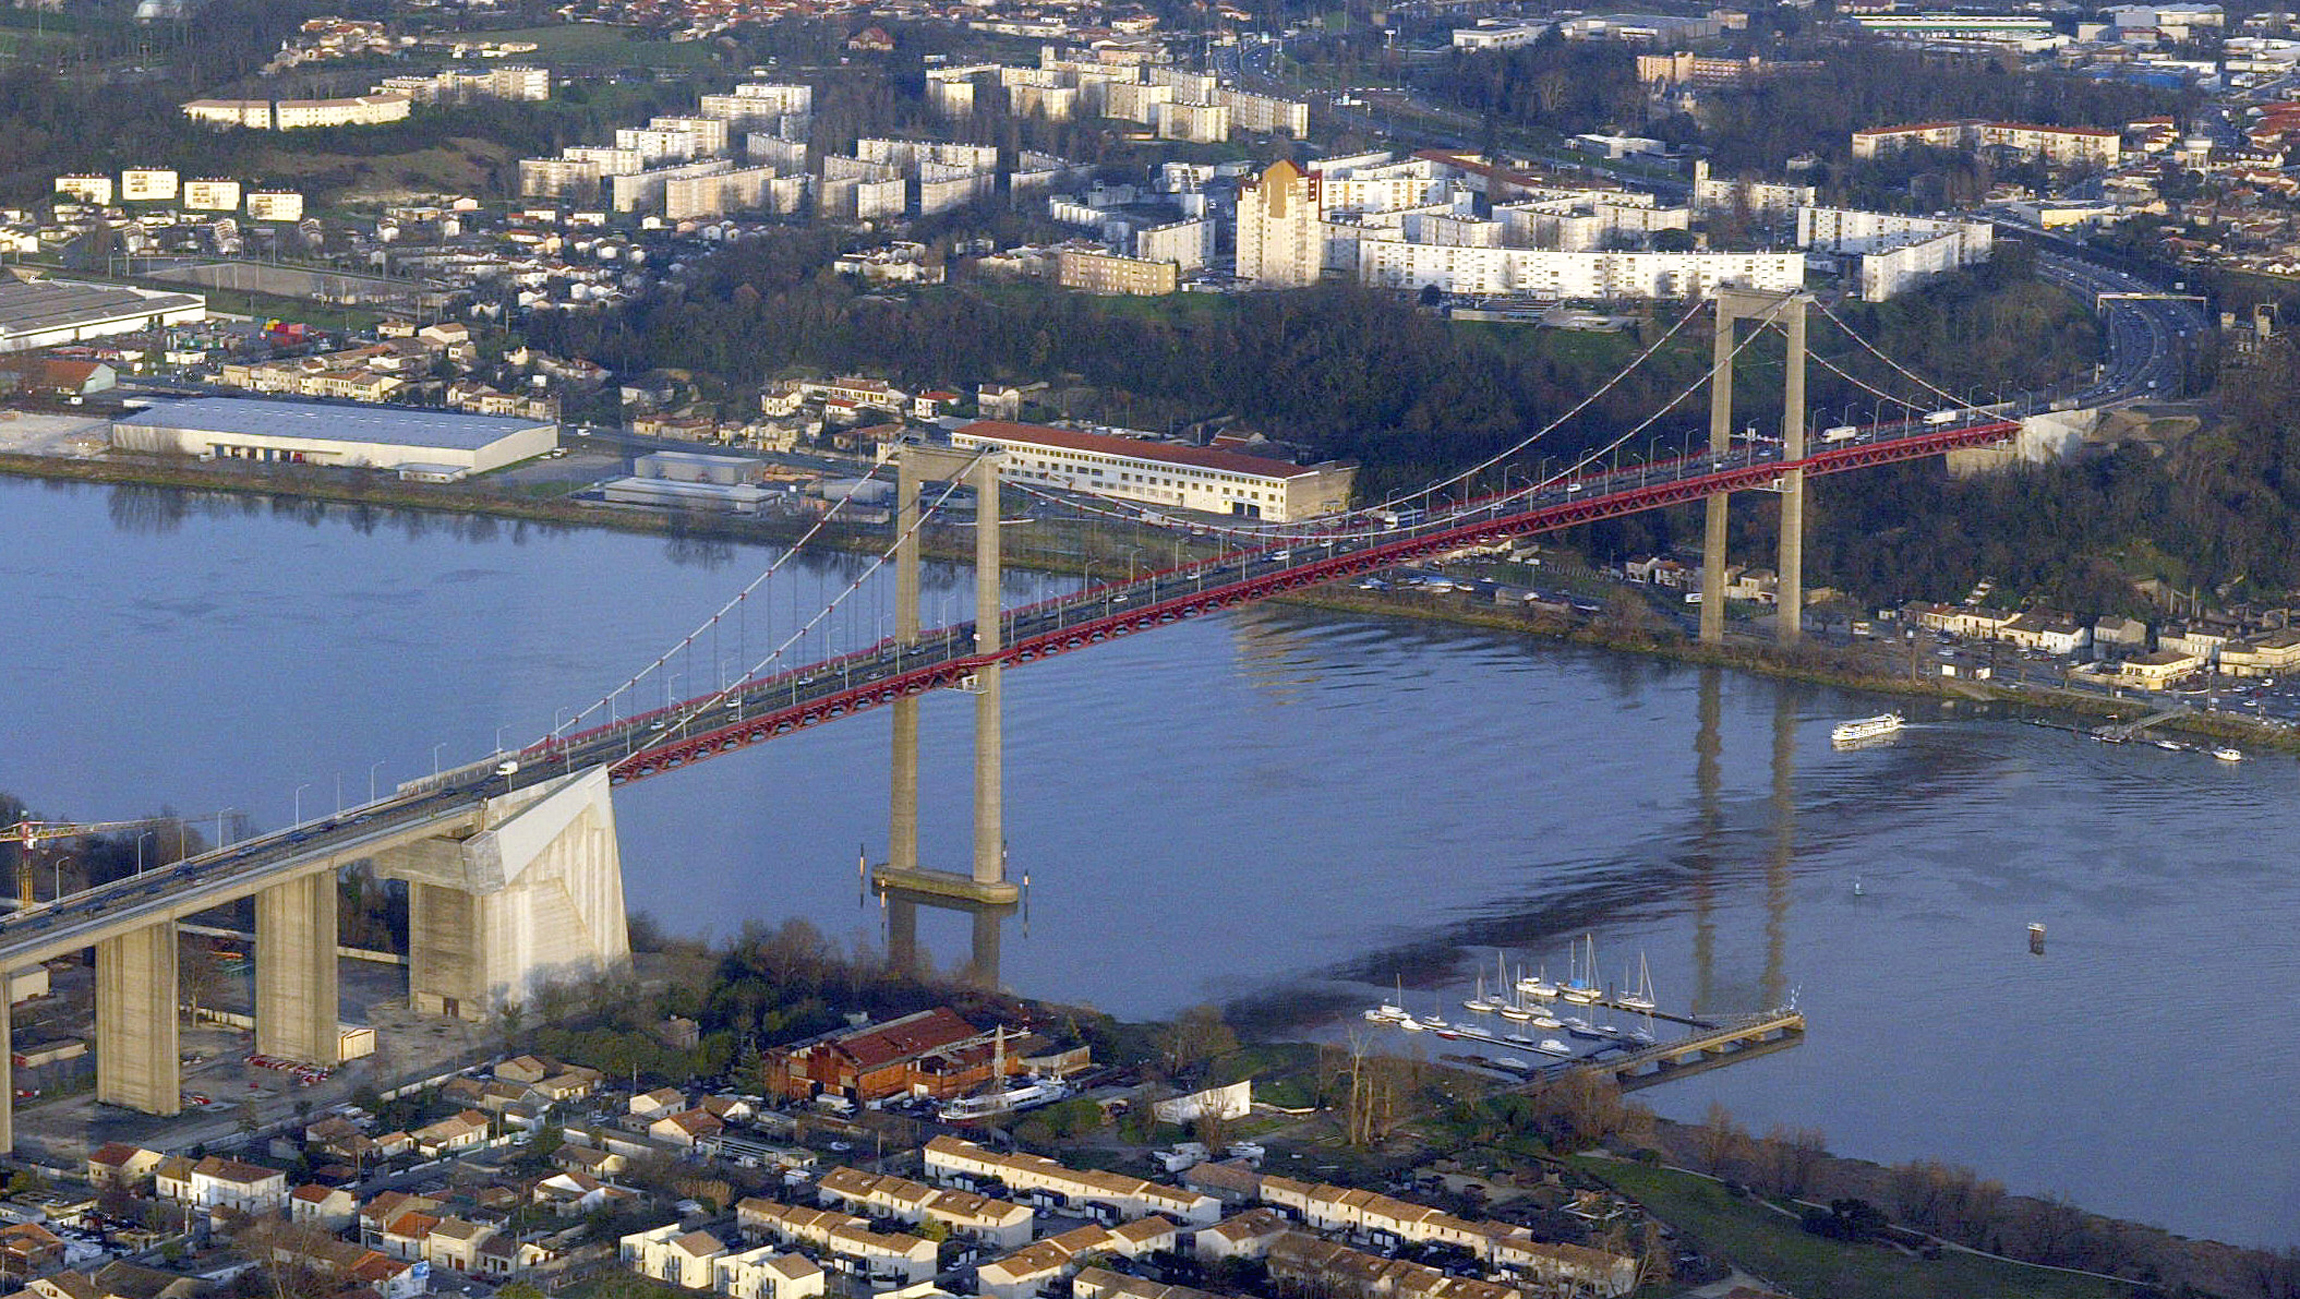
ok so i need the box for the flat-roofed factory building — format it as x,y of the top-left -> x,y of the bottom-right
0,278 -> 207,353
113,397 -> 556,474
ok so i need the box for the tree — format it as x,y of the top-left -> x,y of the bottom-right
1156,1005 -> 1238,1082
1757,1124 -> 1827,1197
181,945 -> 224,1028
1692,1101 -> 1747,1178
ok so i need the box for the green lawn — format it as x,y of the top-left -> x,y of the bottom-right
1575,1159 -> 2142,1299
480,22 -> 720,69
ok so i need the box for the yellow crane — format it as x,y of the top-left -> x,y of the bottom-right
0,817 -> 202,908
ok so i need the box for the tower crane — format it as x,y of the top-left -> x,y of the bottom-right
0,816 -> 222,909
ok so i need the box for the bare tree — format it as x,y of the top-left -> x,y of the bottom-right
1157,1005 -> 1239,1082
181,946 -> 224,1028
1691,1101 -> 1747,1178
1758,1124 -> 1827,1197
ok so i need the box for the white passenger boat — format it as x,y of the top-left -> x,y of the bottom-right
2215,747 -> 2245,762
1534,1038 -> 1572,1057
1831,712 -> 1904,744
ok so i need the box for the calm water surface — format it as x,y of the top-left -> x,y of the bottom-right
4,477 -> 2298,1245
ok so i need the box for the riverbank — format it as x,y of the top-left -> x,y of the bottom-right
9,451 -> 2290,756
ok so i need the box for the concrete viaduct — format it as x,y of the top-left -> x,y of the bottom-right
0,766 -> 631,1152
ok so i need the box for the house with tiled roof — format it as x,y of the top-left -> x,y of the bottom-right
649,1108 -> 725,1148
410,1109 -> 489,1157
86,1144 -> 162,1190
976,1220 -> 1176,1299
153,1157 -> 195,1205
630,1087 -> 687,1119
289,1185 -> 356,1232
187,1157 -> 286,1215
0,1223 -> 68,1277
924,1137 -> 1220,1225
818,1166 -> 1033,1249
554,1144 -> 628,1178
423,1219 -> 497,1273
1194,1207 -> 1290,1263
623,1224 -> 727,1288
713,1246 -> 822,1299
494,1055 -> 553,1085
734,1199 -> 937,1284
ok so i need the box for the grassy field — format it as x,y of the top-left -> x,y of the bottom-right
254,136 -> 517,203
479,22 -> 722,70
1576,1159 -> 2142,1299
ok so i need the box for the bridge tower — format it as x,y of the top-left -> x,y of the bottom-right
876,444 -> 1020,984
1701,288 -> 1808,647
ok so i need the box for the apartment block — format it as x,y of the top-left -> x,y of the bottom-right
925,1136 -> 1223,1223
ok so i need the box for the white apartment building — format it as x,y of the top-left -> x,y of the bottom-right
949,423 -> 1355,523
272,93 -> 411,128
1154,101 -> 1230,143
377,65 -> 549,103
1691,174 -> 1817,218
520,157 -> 601,199
566,145 -> 646,177
926,1136 -> 1223,1225
1148,65 -> 1218,100
748,136 -> 808,173
610,159 -> 732,213
1797,206 -> 1993,300
733,81 -> 813,115
1235,159 -> 1326,286
54,175 -> 113,205
1219,86 -> 1309,135
652,116 -> 730,156
183,98 -> 274,128
246,191 -> 305,222
617,127 -> 700,166
121,168 -> 179,202
1137,217 -> 1215,271
1852,119 -> 2122,165
184,179 -> 243,211
1357,238 -> 1804,299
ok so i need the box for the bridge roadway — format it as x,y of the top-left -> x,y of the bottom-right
582,411 -> 2023,781
0,409 -> 2026,970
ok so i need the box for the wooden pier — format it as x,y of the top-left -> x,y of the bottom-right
1516,1009 -> 1806,1094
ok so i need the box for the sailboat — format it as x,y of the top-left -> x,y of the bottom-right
1517,962 -> 1558,1001
1368,976 -> 1409,1024
1559,934 -> 1600,1005
1618,953 -> 1657,1014
1417,986 -> 1448,1032
1461,971 -> 1497,1015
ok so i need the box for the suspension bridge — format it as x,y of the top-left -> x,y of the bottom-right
0,271 -> 2198,1149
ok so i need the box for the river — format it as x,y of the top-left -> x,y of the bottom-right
4,476 -> 2297,1246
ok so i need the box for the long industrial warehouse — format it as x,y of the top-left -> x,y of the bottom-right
112,396 -> 557,474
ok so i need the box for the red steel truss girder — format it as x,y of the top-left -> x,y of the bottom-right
607,421 -> 2015,782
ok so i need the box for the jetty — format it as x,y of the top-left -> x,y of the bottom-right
1517,1008 -> 1807,1093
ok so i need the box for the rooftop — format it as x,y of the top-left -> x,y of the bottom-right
0,278 -> 204,343
117,397 -> 554,449
955,420 -> 1326,479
